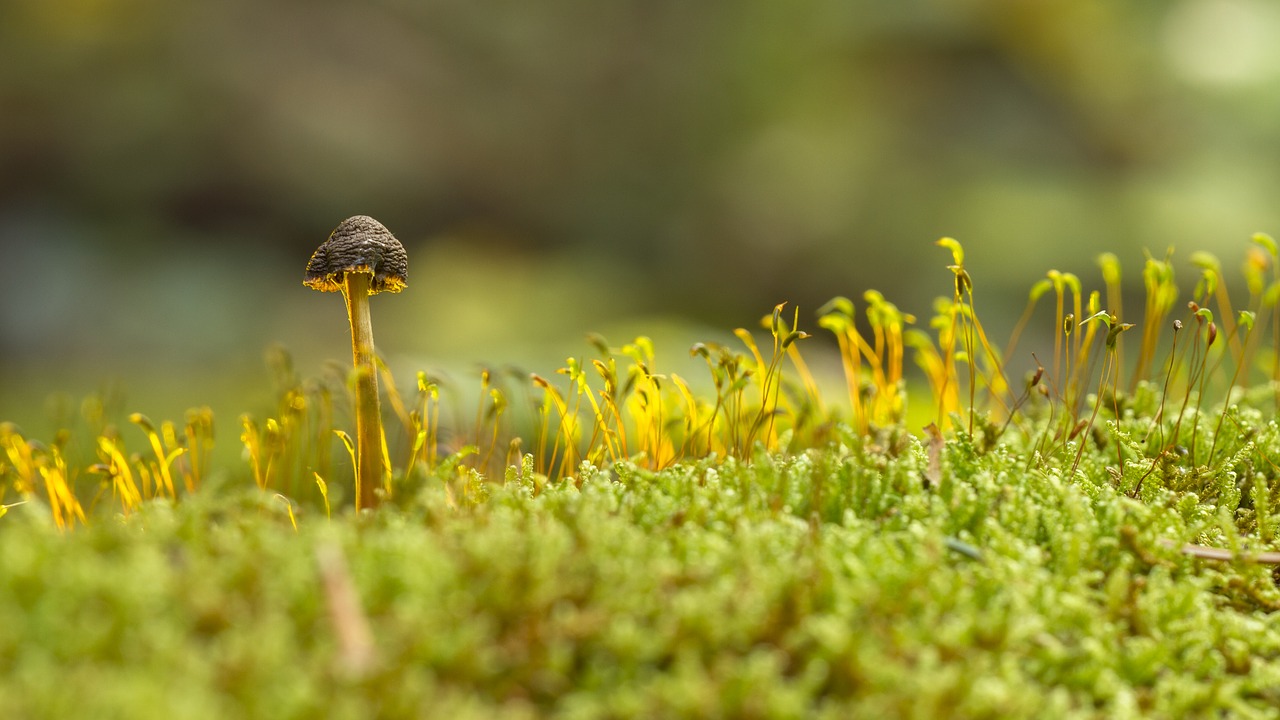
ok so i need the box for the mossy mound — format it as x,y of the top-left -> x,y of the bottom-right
4,434 -> 1279,719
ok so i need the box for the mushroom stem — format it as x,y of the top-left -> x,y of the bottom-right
342,271 -> 382,510
305,215 -> 407,509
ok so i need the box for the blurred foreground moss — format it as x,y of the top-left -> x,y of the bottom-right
4,438 -> 1280,719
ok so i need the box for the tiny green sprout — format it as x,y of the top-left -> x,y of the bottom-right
314,472 -> 332,519
1098,252 -> 1121,286
936,236 -> 964,266
1239,310 -> 1256,332
128,412 -> 156,436
817,313 -> 849,334
818,297 -> 857,339
1264,281 -> 1280,308
1060,272 -> 1082,298
1194,268 -> 1217,301
782,330 -> 810,350
1106,320 -> 1135,350
488,388 -> 507,417
274,494 -> 298,532
1244,248 -> 1268,296
1080,310 -> 1111,327
1190,251 -> 1222,274
1253,231 -> 1279,257
586,332 -> 611,357
591,358 -> 616,388
559,357 -> 581,381
1029,278 -> 1053,302
129,412 -> 184,499
818,295 -> 855,319
622,337 -> 655,368
1142,251 -> 1177,299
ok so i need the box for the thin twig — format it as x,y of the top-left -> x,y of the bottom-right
1159,538 -> 1280,564
316,540 -> 377,677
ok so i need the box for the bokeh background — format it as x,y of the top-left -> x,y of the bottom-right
3,0 -> 1280,436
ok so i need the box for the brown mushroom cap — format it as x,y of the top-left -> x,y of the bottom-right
304,215 -> 408,294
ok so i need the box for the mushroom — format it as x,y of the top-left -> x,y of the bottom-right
305,215 -> 408,510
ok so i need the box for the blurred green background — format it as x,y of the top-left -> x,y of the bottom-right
3,0 -> 1280,436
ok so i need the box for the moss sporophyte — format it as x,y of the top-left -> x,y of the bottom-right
304,215 -> 408,510
14,232 -> 1280,715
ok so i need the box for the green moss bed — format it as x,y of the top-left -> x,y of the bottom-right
4,425 -> 1280,719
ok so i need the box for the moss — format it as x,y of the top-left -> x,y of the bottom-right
8,236 -> 1280,715
3,441 -> 1280,718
